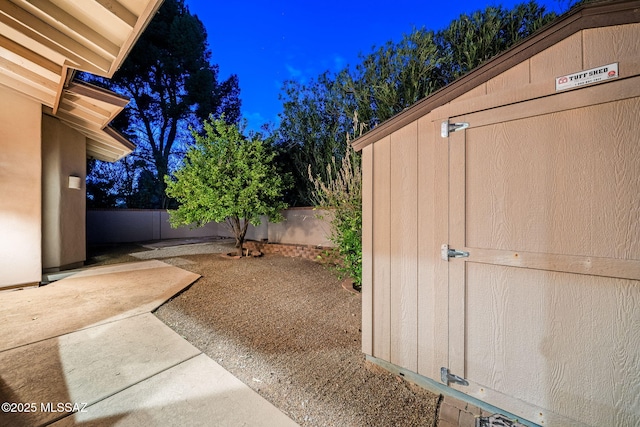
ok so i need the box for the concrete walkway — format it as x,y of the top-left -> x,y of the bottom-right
0,260 -> 298,427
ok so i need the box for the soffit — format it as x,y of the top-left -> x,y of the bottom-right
0,0 -> 163,161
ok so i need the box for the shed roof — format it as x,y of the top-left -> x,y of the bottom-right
352,0 -> 640,152
0,0 -> 164,161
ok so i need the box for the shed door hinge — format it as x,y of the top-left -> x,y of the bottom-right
441,367 -> 469,386
441,244 -> 470,261
441,120 -> 469,138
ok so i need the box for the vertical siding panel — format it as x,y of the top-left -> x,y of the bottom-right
390,122 -> 418,371
417,116 -> 445,379
448,125 -> 468,377
431,118 -> 450,378
361,144 -> 374,355
372,135 -> 392,360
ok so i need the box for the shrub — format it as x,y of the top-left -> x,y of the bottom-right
309,114 -> 363,289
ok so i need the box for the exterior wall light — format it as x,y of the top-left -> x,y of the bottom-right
68,175 -> 82,190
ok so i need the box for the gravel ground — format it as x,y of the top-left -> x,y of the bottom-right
88,243 -> 440,427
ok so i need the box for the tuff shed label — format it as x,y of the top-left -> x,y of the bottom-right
556,63 -> 618,91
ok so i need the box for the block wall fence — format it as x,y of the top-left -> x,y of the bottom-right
87,207 -> 335,249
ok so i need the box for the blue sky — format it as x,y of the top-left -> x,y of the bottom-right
186,0 -> 565,131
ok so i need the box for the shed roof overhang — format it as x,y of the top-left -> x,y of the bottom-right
352,0 -> 640,151
0,0 -> 164,161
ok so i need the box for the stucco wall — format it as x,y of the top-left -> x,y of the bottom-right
0,87 -> 42,288
41,115 -> 86,271
267,208 -> 333,247
87,210 -> 225,243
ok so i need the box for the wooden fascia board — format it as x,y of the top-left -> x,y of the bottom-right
352,0 -> 640,151
61,95 -> 113,121
46,107 -> 135,162
54,82 -> 129,128
66,81 -> 129,107
108,0 -> 164,76
52,63 -> 71,114
86,139 -> 130,162
57,100 -> 109,127
103,126 -> 135,152
49,80 -> 135,160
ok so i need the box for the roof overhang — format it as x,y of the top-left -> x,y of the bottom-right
44,81 -> 134,162
352,0 -> 640,151
0,0 -> 164,161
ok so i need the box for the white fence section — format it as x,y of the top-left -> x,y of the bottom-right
87,208 -> 334,247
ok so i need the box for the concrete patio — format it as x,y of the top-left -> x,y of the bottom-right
0,260 -> 298,426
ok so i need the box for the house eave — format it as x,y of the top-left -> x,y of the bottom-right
43,80 -> 136,162
0,0 -> 163,161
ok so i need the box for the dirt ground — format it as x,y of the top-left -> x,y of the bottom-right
88,244 -> 440,426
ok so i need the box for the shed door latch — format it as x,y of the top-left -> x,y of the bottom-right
441,244 -> 470,261
441,367 -> 469,386
441,120 -> 469,138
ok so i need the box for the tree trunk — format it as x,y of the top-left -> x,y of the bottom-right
229,216 -> 249,257
236,235 -> 244,257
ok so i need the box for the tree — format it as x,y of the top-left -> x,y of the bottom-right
277,2 -> 556,205
277,71 -> 353,205
277,30 -> 441,206
435,2 -> 556,81
83,0 -> 241,208
308,114 -> 363,289
165,117 -> 290,256
275,1 -> 561,286
348,29 -> 441,128
86,156 -> 143,208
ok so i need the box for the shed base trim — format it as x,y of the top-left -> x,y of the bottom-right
365,355 -> 540,427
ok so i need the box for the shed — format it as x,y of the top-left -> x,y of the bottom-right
353,1 -> 640,425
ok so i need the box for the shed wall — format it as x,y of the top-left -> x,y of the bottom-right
362,21 -> 640,426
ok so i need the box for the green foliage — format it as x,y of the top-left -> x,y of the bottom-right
82,0 -> 241,208
348,29 -> 442,127
435,2 -> 556,81
277,33 -> 440,206
309,116 -> 363,289
277,71 -> 353,206
86,156 -> 149,208
165,117 -> 289,256
277,2 -> 556,205
277,1 -> 563,287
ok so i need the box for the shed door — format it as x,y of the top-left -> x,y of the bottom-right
446,77 -> 640,426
